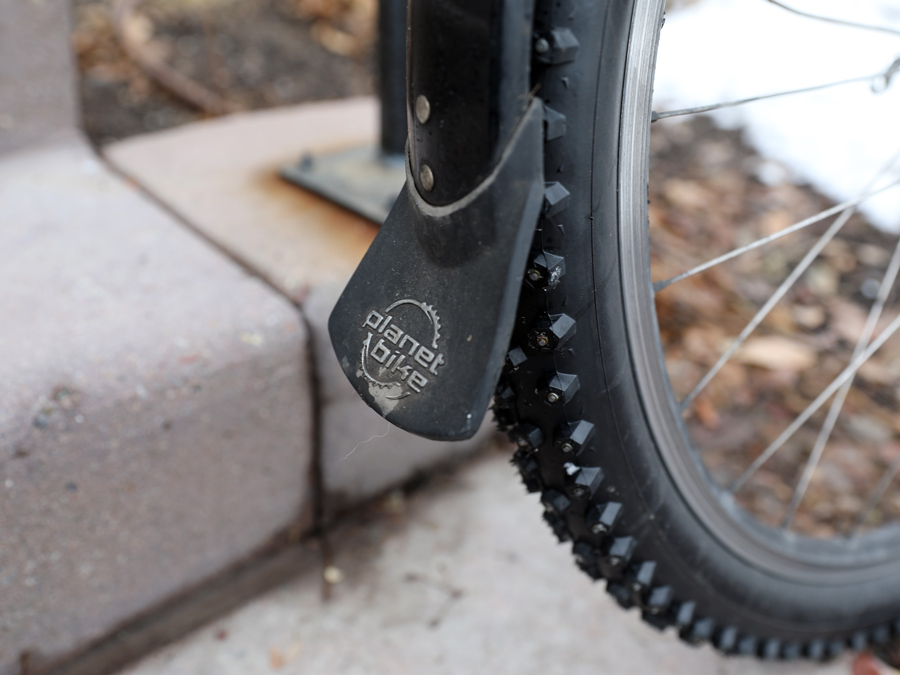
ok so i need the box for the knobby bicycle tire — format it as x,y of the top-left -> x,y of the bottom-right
493,0 -> 900,658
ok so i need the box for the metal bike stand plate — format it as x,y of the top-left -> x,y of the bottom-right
281,0 -> 407,225
281,145 -> 405,225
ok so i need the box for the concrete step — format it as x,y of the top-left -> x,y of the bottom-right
0,0 -> 79,155
103,99 -> 382,302
0,137 -> 313,675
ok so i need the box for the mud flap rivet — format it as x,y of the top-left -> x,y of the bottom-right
415,95 -> 431,124
420,164 -> 435,191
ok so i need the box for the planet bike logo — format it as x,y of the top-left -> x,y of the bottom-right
359,299 -> 446,399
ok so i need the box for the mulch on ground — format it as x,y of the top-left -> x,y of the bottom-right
651,117 -> 900,535
72,0 -> 375,144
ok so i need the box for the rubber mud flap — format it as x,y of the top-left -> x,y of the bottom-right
328,99 -> 544,440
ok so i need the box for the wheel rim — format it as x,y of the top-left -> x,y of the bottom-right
618,0 -> 900,581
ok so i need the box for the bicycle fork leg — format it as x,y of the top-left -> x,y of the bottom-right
328,0 -> 544,440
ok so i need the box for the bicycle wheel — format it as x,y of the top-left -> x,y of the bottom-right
495,0 -> 900,657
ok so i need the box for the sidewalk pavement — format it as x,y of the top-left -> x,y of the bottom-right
118,449 -> 852,675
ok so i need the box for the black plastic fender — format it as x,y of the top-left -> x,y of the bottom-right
407,0 -> 534,205
328,98 -> 544,440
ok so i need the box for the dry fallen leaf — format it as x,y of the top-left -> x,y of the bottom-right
764,304 -> 796,334
857,243 -> 891,268
266,641 -> 303,669
828,298 -> 868,344
844,415 -> 894,445
682,324 -> 727,363
311,21 -> 359,55
858,359 -> 899,386
269,647 -> 286,670
662,179 -> 712,212
121,12 -> 154,45
694,396 -> 720,430
734,336 -> 817,371
804,262 -> 839,297
760,209 -> 792,236
793,305 -> 826,330
270,641 -> 304,668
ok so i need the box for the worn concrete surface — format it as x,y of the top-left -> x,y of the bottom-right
0,0 -> 80,154
304,282 -> 493,516
0,138 -> 313,675
104,99 -> 382,301
118,450 -> 852,675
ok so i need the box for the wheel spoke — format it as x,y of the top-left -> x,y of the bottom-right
653,179 -> 900,293
730,311 -> 900,494
653,74 -> 880,122
780,236 -> 900,529
678,206 -> 856,413
653,51 -> 900,123
764,0 -> 900,40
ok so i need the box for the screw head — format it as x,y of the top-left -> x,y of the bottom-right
415,94 -> 431,124
527,268 -> 542,282
535,37 -> 550,54
419,163 -> 435,192
590,523 -> 607,535
535,333 -> 550,347
573,486 -> 586,497
560,441 -> 574,454
546,391 -> 560,404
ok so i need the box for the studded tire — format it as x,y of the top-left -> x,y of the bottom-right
494,0 -> 900,659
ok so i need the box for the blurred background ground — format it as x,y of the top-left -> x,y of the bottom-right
72,0 -> 376,144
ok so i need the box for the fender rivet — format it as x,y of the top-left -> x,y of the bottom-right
419,164 -> 435,191
415,95 -> 431,124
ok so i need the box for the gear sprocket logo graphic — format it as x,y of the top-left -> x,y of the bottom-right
359,299 -> 447,399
